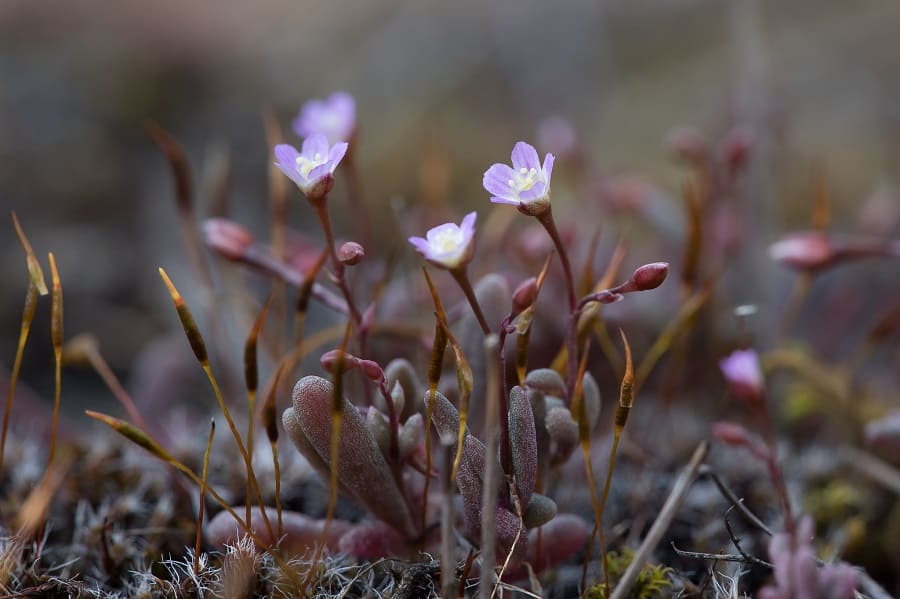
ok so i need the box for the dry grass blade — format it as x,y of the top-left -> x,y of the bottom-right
609,441 -> 708,599
479,333 -> 500,599
15,455 -> 71,539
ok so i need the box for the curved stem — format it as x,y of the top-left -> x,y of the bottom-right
449,267 -> 491,335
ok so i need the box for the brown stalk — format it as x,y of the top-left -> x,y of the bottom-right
47,253 -> 63,467
261,364 -> 286,539
422,268 -> 449,537
195,418 -> 215,577
3,215 -> 49,472
62,334 -> 147,432
243,297 -> 271,524
158,268 -> 273,539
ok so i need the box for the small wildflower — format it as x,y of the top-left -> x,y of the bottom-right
719,349 -> 764,403
759,516 -> 857,599
408,211 -> 477,271
483,141 -> 555,216
293,91 -> 356,145
274,134 -> 348,202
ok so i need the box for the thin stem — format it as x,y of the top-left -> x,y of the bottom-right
449,268 -> 491,336
479,334 -> 501,599
2,284 -> 38,472
536,210 -> 578,399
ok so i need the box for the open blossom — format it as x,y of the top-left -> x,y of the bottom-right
408,212 -> 477,270
293,92 -> 356,145
483,141 -> 555,216
274,134 -> 348,201
719,349 -> 764,402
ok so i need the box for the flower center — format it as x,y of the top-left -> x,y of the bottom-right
295,152 -> 326,179
507,166 -> 543,196
430,227 -> 463,253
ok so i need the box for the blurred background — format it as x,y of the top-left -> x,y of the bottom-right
2,0 -> 900,419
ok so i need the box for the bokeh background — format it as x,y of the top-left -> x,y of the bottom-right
3,0 -> 900,420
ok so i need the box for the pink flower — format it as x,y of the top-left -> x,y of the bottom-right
408,212 -> 477,270
719,349 -> 764,402
293,92 -> 356,145
274,134 -> 348,202
758,516 -> 857,599
483,141 -> 555,216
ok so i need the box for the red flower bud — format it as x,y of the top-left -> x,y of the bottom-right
338,241 -> 365,266
203,218 -> 254,261
632,262 -> 669,291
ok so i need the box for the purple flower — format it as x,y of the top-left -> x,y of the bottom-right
293,92 -> 356,145
719,349 -> 764,402
408,212 -> 477,270
483,141 -> 555,216
758,516 -> 857,599
274,134 -> 348,201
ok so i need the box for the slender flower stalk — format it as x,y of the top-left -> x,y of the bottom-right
409,212 -> 491,335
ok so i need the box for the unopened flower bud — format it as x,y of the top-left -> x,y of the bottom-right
511,277 -> 538,316
338,241 -> 365,265
666,126 -> 709,164
720,125 -> 753,180
769,233 -> 835,271
320,349 -> 360,373
358,359 -> 385,383
203,218 -> 254,261
631,262 -> 669,291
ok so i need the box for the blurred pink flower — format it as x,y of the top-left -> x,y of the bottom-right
408,211 -> 477,270
719,349 -> 764,402
758,516 -> 857,599
274,134 -> 348,201
483,141 -> 554,216
293,91 -> 356,145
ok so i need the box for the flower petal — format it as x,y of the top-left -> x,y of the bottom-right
483,164 -> 516,197
307,163 -> 332,184
301,134 -> 330,160
490,196 -> 521,206
425,222 -> 460,244
408,237 -> 430,254
510,141 -> 541,171
460,211 -> 477,238
542,153 -> 555,187
329,142 -> 349,169
519,181 -> 548,202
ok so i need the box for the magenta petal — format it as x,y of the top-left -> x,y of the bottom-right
483,164 -> 515,196
510,141 -> 541,171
